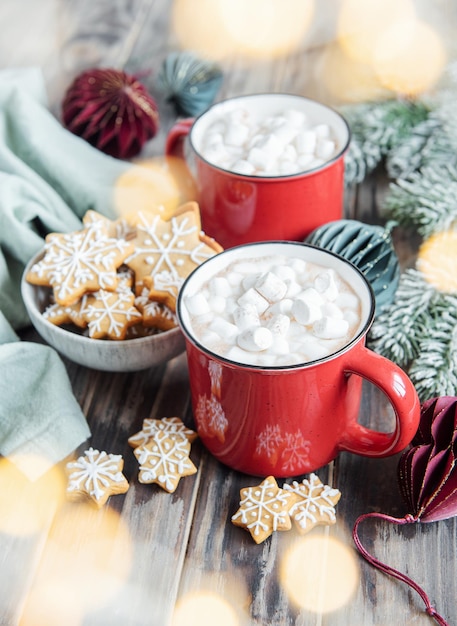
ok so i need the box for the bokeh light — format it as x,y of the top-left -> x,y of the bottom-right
280,533 -> 359,613
20,503 -> 133,623
171,0 -> 315,61
373,18 -> 447,97
417,230 -> 457,293
318,42 -> 392,104
114,155 -> 197,220
337,0 -> 416,64
172,590 -> 240,626
0,456 -> 66,535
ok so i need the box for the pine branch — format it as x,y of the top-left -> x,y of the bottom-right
384,164 -> 457,238
343,99 -> 429,187
368,269 -> 437,368
408,299 -> 457,401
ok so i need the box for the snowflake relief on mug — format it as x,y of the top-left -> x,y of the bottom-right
208,360 -> 223,398
192,361 -> 228,442
255,425 -> 311,473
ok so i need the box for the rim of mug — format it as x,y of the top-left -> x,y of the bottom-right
176,241 -> 376,371
188,92 -> 352,180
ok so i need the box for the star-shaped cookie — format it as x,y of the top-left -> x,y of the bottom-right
65,448 -> 129,508
125,201 -> 222,310
133,431 -> 197,492
27,227 -> 134,305
81,288 -> 142,339
232,476 -> 299,544
128,417 -> 198,448
283,473 -> 341,535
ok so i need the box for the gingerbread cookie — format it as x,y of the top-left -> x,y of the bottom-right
125,202 -> 223,310
283,473 -> 341,535
65,447 -> 129,508
128,417 -> 198,448
83,209 -> 136,241
80,287 -> 142,340
231,476 -> 298,544
26,227 -> 134,305
134,287 -> 177,330
133,431 -> 197,493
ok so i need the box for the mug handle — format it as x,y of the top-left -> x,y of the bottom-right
165,118 -> 194,158
340,346 -> 420,457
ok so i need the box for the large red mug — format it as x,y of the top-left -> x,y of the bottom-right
166,94 -> 350,249
176,242 -> 420,477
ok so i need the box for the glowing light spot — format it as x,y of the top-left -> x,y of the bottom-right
417,230 -> 457,293
21,503 -> 133,619
114,155 -> 197,220
373,18 -> 447,97
319,42 -> 391,104
172,591 -> 240,626
280,534 -> 359,613
172,0 -> 314,61
0,456 -> 66,535
337,0 -> 415,64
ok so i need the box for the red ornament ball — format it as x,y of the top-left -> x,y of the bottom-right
62,68 -> 160,159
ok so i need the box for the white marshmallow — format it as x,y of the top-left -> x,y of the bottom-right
314,123 -> 330,138
322,301 -> 344,319
232,159 -> 256,175
292,299 -> 322,325
185,293 -> 210,316
233,304 -> 260,331
279,160 -> 300,175
272,265 -> 296,281
269,335 -> 290,355
336,292 -> 360,310
301,341 -> 331,361
314,269 -> 339,301
316,139 -> 336,161
295,130 -> 317,154
226,271 -> 243,288
273,122 -> 297,146
344,309 -> 360,328
209,276 -> 232,298
285,280 -> 303,298
237,288 -> 270,314
266,298 -> 293,316
289,258 -> 307,275
242,273 -> 261,290
208,295 -> 226,314
285,109 -> 307,127
247,147 -> 274,172
237,327 -> 273,352
313,316 -> 349,339
266,313 -> 290,336
226,345 -> 259,365
255,272 -> 288,303
224,123 -> 250,147
209,318 -> 239,343
298,153 -> 314,169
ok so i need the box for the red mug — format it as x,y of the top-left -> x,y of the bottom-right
166,94 -> 350,249
176,242 -> 420,477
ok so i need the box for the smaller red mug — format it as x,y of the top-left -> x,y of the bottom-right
166,94 -> 351,249
176,242 -> 420,477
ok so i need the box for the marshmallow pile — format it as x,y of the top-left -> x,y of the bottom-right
199,107 -> 339,177
184,255 -> 361,367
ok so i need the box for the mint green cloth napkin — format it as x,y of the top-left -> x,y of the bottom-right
0,67 -> 132,479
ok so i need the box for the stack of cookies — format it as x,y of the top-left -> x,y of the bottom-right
26,202 -> 222,340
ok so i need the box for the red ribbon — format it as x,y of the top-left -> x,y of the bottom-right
352,512 -> 450,626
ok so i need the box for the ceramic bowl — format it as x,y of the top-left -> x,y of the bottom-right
21,251 -> 186,372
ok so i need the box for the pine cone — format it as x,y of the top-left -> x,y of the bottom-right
62,68 -> 159,159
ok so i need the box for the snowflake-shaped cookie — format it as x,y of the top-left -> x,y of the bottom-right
65,447 -> 129,508
83,209 -> 137,240
135,287 -> 177,330
128,417 -> 198,448
133,431 -> 197,492
283,473 -> 341,535
231,476 -> 298,544
27,227 -> 134,305
125,202 -> 222,310
81,288 -> 142,339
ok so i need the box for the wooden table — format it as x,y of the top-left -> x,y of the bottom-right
2,1 -> 456,624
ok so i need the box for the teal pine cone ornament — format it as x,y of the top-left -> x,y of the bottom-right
305,220 -> 400,311
157,52 -> 223,117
